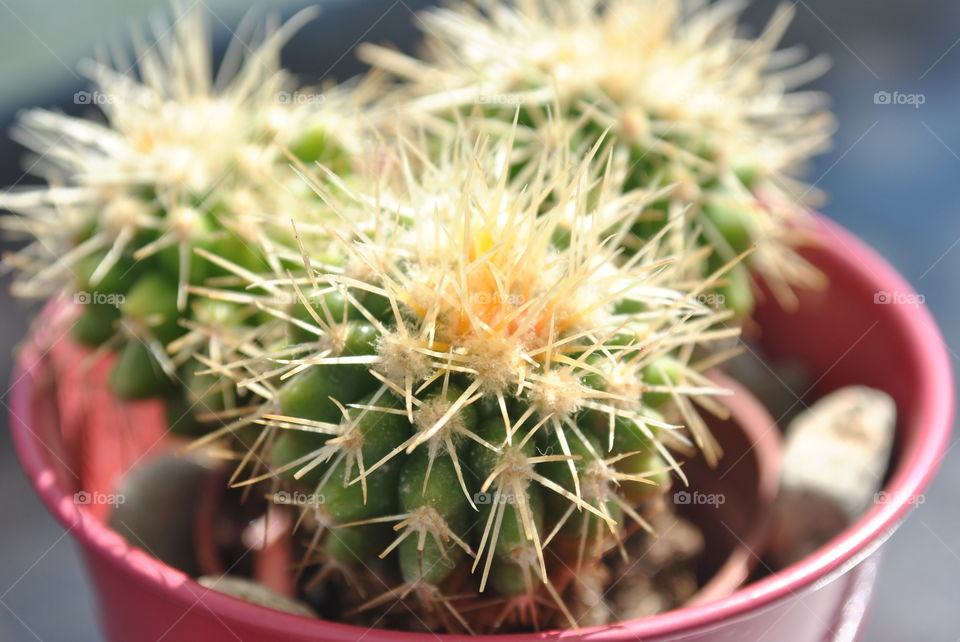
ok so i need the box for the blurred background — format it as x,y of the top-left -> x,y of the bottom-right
0,0 -> 957,639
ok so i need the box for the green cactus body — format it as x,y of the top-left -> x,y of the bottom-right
206,124 -> 740,632
109,340 -> 174,399
397,450 -> 472,587
70,302 -> 121,347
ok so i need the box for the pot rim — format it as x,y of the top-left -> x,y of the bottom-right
9,215 -> 954,641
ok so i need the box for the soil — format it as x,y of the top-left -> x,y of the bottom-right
194,491 -> 709,633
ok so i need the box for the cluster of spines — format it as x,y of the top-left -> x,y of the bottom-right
361,0 -> 834,313
205,129 -> 737,631
0,5 -> 380,426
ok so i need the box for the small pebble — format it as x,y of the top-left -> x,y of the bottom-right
771,386 -> 896,568
197,575 -> 317,618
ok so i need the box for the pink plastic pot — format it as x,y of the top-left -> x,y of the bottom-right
10,216 -> 954,640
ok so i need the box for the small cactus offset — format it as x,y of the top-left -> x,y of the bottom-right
211,127 -> 738,632
0,5 -> 377,419
362,0 -> 835,314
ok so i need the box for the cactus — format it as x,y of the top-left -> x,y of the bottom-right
209,126 -> 737,632
0,0 -> 835,634
0,5 -> 377,420
362,0 -> 835,314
